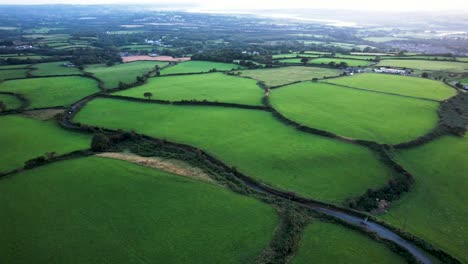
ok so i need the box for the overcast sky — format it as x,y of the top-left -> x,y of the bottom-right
2,0 -> 468,12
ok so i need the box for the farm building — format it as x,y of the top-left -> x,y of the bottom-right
374,67 -> 408,75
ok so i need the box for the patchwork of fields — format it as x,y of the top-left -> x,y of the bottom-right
74,98 -> 394,202
85,61 -> 168,89
1,55 -> 466,264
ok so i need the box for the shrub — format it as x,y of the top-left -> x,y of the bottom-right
91,133 -> 110,152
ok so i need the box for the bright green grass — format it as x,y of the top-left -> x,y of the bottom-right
270,82 -> 439,144
239,66 -> 341,87
0,69 -> 28,80
0,156 -> 277,264
115,73 -> 263,105
309,58 -> 372,67
377,59 -> 468,72
381,135 -> 468,263
75,98 -> 394,202
458,77 -> 468,84
0,76 -> 99,109
292,222 -> 404,264
31,61 -> 81,76
160,61 -> 244,75
0,115 -> 90,172
326,73 -> 456,101
85,61 -> 168,89
0,94 -> 22,110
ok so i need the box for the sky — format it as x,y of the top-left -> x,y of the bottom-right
1,0 -> 468,12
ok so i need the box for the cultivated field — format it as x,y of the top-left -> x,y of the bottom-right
325,73 -> 456,101
309,58 -> 372,67
0,76 -> 100,108
382,135 -> 468,263
0,69 -> 29,80
74,98 -> 394,202
115,72 -> 264,105
0,157 -> 277,263
0,115 -> 91,172
31,61 -> 81,76
377,59 -> 468,72
270,82 -> 439,144
239,66 -> 341,87
0,94 -> 22,110
292,222 -> 404,264
160,61 -> 243,75
85,61 -> 168,89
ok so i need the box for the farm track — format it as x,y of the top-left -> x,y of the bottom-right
58,93 -> 442,264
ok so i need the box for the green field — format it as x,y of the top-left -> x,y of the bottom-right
239,66 -> 341,87
31,61 -> 81,76
115,73 -> 263,105
0,93 -> 22,110
277,58 -> 303,63
160,61 -> 243,75
270,82 -> 439,144
0,76 -> 100,109
325,73 -> 456,101
457,57 -> 468,62
334,54 -> 376,60
377,59 -> 468,72
85,61 -> 168,89
292,222 -> 404,264
0,115 -> 91,172
272,53 -> 318,59
309,58 -> 372,67
75,98 -> 394,202
458,77 -> 468,84
0,157 -> 277,264
381,135 -> 468,263
0,69 -> 29,80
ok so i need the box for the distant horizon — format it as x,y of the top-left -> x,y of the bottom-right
1,0 -> 468,12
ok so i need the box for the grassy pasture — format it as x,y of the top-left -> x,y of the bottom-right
380,135 -> 468,263
334,54 -> 376,60
0,76 -> 100,109
272,53 -> 319,59
292,222 -> 404,264
0,69 -> 29,80
309,58 -> 372,67
75,98 -> 394,202
377,59 -> 468,72
85,61 -> 168,89
0,115 -> 90,172
115,73 -> 263,105
0,157 -> 277,264
457,57 -> 468,62
31,61 -> 81,76
239,66 -> 341,87
270,82 -> 439,144
325,73 -> 456,101
160,61 -> 244,75
0,94 -> 22,110
459,77 -> 468,84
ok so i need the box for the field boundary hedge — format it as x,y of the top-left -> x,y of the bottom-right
0,91 -> 29,111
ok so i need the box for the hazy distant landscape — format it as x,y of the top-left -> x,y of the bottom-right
0,2 -> 467,264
